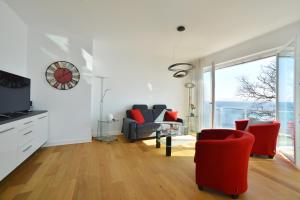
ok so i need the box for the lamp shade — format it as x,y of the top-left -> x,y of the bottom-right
107,113 -> 114,121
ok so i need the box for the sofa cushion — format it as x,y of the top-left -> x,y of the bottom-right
132,104 -> 148,110
153,104 -> 167,110
137,122 -> 160,135
164,111 -> 178,121
141,109 -> 154,123
130,109 -> 145,125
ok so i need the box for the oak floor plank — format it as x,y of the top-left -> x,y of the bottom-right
1,135 -> 300,200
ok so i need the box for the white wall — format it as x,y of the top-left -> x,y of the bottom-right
0,0 -> 190,144
0,1 -> 27,76
27,29 -> 93,146
91,39 -> 188,135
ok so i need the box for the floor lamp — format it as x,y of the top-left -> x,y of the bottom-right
94,76 -> 117,142
185,82 -> 196,133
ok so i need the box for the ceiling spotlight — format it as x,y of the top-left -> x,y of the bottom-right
177,26 -> 185,32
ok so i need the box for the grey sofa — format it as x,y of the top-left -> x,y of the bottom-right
122,104 -> 183,142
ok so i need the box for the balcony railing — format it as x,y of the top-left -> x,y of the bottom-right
214,107 -> 293,136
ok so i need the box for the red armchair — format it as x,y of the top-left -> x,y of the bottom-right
195,129 -> 254,199
235,120 -> 280,158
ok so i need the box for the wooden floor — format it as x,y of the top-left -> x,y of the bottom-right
0,136 -> 300,200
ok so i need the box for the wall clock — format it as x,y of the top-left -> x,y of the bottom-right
45,61 -> 80,90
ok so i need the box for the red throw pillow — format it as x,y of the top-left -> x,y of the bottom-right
130,109 -> 145,125
164,111 -> 178,121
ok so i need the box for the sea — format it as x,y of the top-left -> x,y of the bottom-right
204,101 -> 294,134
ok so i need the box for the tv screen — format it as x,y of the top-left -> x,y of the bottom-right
0,70 -> 30,115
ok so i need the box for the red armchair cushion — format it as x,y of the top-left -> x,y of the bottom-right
130,109 -> 145,125
245,118 -> 273,131
194,129 -> 254,196
164,111 -> 178,121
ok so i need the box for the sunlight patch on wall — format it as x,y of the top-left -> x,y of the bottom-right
46,34 -> 69,52
147,82 -> 153,91
81,48 -> 93,71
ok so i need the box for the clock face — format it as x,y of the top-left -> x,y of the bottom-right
45,61 -> 80,90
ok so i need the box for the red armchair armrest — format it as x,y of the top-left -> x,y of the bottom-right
235,120 -> 249,130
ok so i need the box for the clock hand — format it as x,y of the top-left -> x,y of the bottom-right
57,69 -> 71,81
62,71 -> 72,79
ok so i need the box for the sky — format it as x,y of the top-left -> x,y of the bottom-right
204,56 -> 277,102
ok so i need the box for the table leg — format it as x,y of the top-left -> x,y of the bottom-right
156,130 -> 161,148
166,135 -> 171,156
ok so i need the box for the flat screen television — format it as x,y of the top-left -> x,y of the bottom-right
0,70 -> 31,115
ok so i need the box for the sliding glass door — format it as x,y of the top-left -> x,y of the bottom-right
201,38 -> 300,166
202,66 -> 213,128
277,41 -> 296,162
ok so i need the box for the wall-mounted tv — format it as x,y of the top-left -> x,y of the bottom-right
0,70 -> 30,115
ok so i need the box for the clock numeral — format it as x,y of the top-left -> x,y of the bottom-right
67,82 -> 73,88
48,78 -> 56,84
66,63 -> 73,69
71,79 -> 78,85
50,64 -> 57,71
46,72 -> 54,77
53,82 -> 60,88
73,75 -> 80,80
54,63 -> 61,69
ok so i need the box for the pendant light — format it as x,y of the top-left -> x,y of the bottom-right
168,26 -> 195,78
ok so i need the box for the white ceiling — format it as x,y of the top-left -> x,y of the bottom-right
5,0 -> 300,60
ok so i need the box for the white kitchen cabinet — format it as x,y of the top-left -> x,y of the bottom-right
0,111 -> 48,181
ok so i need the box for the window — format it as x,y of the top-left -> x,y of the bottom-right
201,45 -> 297,164
212,56 -> 276,128
202,67 -> 212,128
277,41 -> 296,162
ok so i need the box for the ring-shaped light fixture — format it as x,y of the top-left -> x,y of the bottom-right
168,63 -> 195,72
173,70 -> 189,78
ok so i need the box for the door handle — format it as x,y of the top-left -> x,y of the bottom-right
22,145 -> 32,152
24,121 -> 33,125
0,127 -> 15,134
23,131 -> 32,136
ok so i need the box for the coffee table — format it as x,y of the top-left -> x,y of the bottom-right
155,121 -> 183,156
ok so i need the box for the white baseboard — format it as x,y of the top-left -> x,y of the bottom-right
44,137 -> 92,147
91,131 -> 121,137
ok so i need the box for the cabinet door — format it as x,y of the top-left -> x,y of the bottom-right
0,123 -> 17,180
35,114 -> 48,148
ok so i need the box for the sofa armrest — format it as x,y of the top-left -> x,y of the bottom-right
122,117 -> 138,141
176,118 -> 183,124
